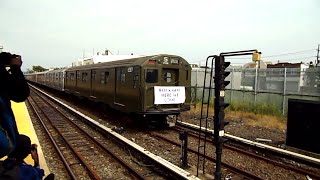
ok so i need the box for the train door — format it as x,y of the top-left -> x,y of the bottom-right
75,71 -> 79,93
132,67 -> 141,108
143,68 -> 158,111
161,68 -> 179,86
90,70 -> 96,98
62,71 -> 66,91
114,68 -> 123,106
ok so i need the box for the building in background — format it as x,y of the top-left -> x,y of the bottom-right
72,49 -> 143,67
266,62 -> 308,93
240,60 -> 271,90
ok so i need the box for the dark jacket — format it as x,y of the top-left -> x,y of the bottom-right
0,65 -> 30,102
0,65 -> 30,158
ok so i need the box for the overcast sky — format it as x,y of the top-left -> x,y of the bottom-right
0,0 -> 319,70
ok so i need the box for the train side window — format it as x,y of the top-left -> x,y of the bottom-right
121,73 -> 125,83
105,72 -> 110,83
82,72 -> 88,81
164,72 -> 172,83
100,72 -> 109,84
186,70 -> 188,80
116,70 -> 121,81
100,72 -> 105,84
145,69 -> 158,83
133,74 -> 139,88
71,73 -> 75,80
92,71 -> 96,81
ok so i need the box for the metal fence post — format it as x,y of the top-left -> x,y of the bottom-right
282,68 -> 287,115
254,62 -> 258,105
195,69 -> 198,102
230,68 -> 234,103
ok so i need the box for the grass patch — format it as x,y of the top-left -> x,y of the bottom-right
190,100 -> 286,130
227,101 -> 282,116
226,111 -> 286,130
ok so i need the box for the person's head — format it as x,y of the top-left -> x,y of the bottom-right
0,52 -> 22,68
8,134 -> 32,161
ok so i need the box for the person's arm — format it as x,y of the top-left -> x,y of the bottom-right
7,55 -> 30,102
31,144 -> 40,168
31,144 -> 45,179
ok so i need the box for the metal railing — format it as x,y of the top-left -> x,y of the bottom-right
191,67 -> 320,115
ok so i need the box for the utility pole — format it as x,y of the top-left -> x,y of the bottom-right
0,46 -> 3,53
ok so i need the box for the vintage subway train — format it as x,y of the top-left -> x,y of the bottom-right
25,54 -> 192,121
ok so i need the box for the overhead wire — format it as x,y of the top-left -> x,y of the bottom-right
262,49 -> 316,58
189,47 -> 318,65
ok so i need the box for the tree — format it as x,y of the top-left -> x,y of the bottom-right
32,65 -> 48,72
26,68 -> 34,74
304,66 -> 320,94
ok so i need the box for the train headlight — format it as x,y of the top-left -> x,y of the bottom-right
148,60 -> 157,65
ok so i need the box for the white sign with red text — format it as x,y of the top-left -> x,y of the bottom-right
154,86 -> 186,104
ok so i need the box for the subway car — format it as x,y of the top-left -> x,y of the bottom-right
26,54 -> 192,122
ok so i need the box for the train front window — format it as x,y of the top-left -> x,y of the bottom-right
145,69 -> 158,83
164,72 -> 172,83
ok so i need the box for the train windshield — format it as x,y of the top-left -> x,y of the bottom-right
145,69 -> 158,83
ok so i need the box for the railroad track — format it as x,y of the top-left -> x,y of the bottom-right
27,85 -> 200,180
172,121 -> 320,180
28,89 -> 146,179
28,84 -> 320,179
148,131 -> 263,179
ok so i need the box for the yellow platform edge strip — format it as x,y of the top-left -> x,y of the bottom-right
11,101 -> 51,176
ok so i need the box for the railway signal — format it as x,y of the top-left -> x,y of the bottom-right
214,56 -> 230,132
213,55 -> 231,180
212,50 -> 261,180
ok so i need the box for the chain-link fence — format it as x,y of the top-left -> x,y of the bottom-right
191,67 -> 320,115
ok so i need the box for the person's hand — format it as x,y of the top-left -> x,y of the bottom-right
31,144 -> 39,166
9,55 -> 22,67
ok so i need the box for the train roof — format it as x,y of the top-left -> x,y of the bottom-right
47,68 -> 68,73
25,70 -> 51,75
66,54 -> 189,71
72,54 -> 144,66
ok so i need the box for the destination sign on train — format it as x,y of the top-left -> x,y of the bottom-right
154,86 -> 186,104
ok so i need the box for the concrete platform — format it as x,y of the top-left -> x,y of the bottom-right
11,101 -> 50,176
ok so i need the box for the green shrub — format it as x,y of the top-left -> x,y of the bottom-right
227,101 -> 282,116
194,98 -> 283,117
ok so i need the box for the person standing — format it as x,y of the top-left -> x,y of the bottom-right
0,52 -> 30,158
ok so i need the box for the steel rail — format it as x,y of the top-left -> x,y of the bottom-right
33,91 -> 146,180
175,121 -> 320,179
176,121 -> 320,165
27,97 -> 78,180
29,84 -> 200,180
30,89 -> 101,180
149,132 -> 263,180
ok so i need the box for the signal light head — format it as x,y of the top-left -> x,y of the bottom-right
224,62 -> 231,68
223,80 -> 230,88
224,72 -> 230,77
